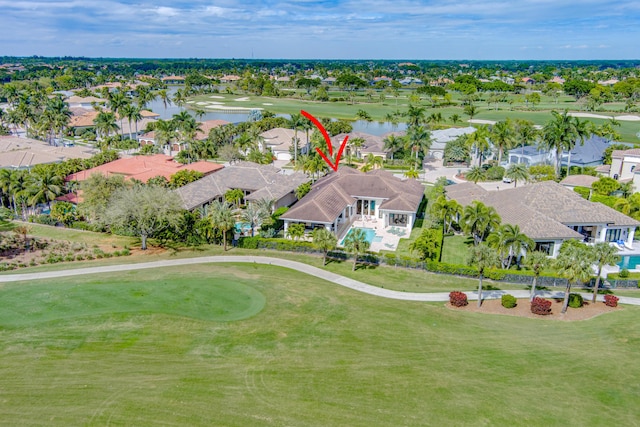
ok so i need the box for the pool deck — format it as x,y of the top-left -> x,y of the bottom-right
339,216 -> 411,252
601,241 -> 640,275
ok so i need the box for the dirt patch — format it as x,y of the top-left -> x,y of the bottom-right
447,297 -> 620,321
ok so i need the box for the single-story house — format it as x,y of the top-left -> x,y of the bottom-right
260,127 -> 310,161
559,174 -> 599,190
429,126 -> 477,160
505,135 -> 611,168
446,180 -> 640,257
139,119 -> 230,153
0,136 -> 98,170
65,95 -> 106,109
66,154 -> 223,184
330,132 -> 386,160
175,161 -> 309,212
280,168 -> 424,237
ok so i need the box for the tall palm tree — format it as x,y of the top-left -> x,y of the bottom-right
431,195 -> 462,262
157,89 -> 172,111
501,224 -> 534,268
383,134 -> 405,161
504,163 -> 530,187
313,227 -> 338,266
469,243 -> 500,307
153,119 -> 177,152
465,125 -> 491,166
462,201 -> 501,245
93,110 -> 119,142
121,103 -> 143,141
589,242 -> 620,304
289,113 -> 305,165
490,120 -> 515,164
343,228 -> 370,271
208,200 -> 236,251
406,125 -> 432,161
107,91 -> 129,139
524,251 -> 549,301
541,110 -> 592,179
554,241 -> 593,314
405,104 -> 425,127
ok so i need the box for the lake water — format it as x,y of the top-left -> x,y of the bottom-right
147,87 -> 407,136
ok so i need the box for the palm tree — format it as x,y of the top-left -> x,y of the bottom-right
541,110 -> 592,179
504,163 -> 530,187
93,110 -> 119,142
239,202 -> 269,237
554,241 -> 593,313
343,228 -> 371,271
589,242 -> 620,304
465,166 -> 485,184
157,89 -> 172,111
405,104 -> 425,127
313,227 -> 338,266
383,134 -> 405,161
225,188 -> 244,207
462,201 -> 501,245
406,125 -> 432,161
524,251 -> 549,301
501,224 -> 534,268
465,125 -> 491,166
431,195 -> 462,262
121,103 -> 142,141
153,119 -> 177,152
403,167 -> 420,179
469,243 -> 500,307
490,120 -> 515,164
208,200 -> 236,251
107,91 -> 129,139
28,169 -> 64,210
289,113 -> 305,165
361,153 -> 384,172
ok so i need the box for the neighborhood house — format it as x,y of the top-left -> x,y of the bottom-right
280,168 -> 424,238
446,181 -> 640,257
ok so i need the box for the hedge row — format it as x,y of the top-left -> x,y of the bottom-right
235,237 -> 640,288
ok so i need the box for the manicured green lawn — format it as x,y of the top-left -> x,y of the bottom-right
1,263 -> 639,426
441,234 -> 473,264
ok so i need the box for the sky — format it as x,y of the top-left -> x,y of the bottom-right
1,0 -> 639,60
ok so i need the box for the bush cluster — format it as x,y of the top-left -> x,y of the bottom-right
604,294 -> 619,307
531,297 -> 552,315
568,293 -> 584,308
619,268 -> 630,278
449,291 -> 468,307
501,294 -> 517,308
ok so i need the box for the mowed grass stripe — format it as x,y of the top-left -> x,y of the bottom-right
1,263 -> 639,426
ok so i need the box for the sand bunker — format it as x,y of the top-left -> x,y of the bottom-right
209,95 -> 225,99
569,112 -> 640,121
234,97 -> 250,102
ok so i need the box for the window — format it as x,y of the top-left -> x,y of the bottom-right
605,228 -> 622,242
535,241 -> 554,255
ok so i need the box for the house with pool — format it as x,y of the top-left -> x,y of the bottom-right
280,168 -> 424,250
446,181 -> 640,257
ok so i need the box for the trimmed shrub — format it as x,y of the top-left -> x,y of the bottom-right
604,294 -> 619,307
531,297 -> 552,315
449,291 -> 468,307
501,294 -> 517,309
619,268 -> 630,278
568,293 -> 584,308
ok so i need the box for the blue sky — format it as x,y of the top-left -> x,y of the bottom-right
1,0 -> 638,60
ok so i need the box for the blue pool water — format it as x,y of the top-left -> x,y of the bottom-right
341,227 -> 382,245
618,255 -> 640,270
235,222 -> 251,233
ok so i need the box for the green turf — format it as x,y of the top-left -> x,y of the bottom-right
441,234 -> 473,264
1,263 -> 639,426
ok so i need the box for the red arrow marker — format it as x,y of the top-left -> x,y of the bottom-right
301,110 -> 348,172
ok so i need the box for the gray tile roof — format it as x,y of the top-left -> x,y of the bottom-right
175,161 -> 309,210
281,167 -> 424,223
446,180 -> 639,240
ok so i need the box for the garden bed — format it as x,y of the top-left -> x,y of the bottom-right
448,297 -> 620,321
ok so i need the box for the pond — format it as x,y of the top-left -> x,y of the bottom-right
147,87 -> 407,135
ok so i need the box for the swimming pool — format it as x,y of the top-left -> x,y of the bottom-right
618,255 -> 640,270
341,227 -> 383,245
235,222 -> 251,234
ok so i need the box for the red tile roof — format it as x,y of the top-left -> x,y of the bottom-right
66,154 -> 223,183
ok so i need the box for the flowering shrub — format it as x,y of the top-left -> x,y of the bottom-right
604,294 -> 619,307
501,294 -> 517,309
531,297 -> 552,315
449,291 -> 468,307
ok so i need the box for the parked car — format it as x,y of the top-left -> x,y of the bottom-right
502,176 -> 512,183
